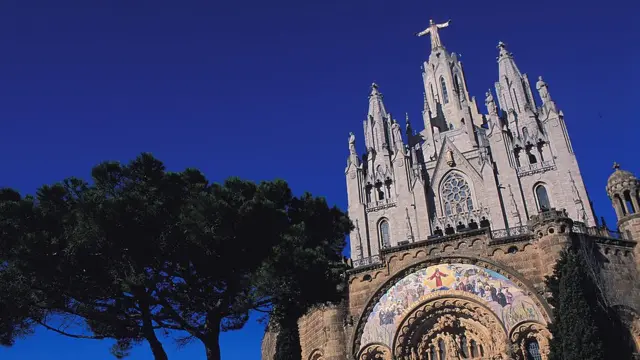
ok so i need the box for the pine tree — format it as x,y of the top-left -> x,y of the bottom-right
546,249 -> 634,360
547,250 -> 604,360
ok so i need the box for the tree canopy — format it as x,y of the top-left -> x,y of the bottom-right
0,153 -> 352,360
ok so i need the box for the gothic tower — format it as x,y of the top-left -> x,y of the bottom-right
346,84 -> 430,263
489,42 -> 596,228
346,19 -> 597,264
607,163 -> 640,241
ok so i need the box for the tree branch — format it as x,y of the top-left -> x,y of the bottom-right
37,320 -> 106,340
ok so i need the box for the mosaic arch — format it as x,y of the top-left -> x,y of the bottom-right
359,263 -> 546,351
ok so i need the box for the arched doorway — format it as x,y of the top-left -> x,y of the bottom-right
392,293 -> 510,359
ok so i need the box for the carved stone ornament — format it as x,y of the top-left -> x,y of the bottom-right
358,343 -> 392,360
446,149 -> 455,167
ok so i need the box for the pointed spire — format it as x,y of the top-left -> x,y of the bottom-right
365,82 -> 390,152
497,41 -> 511,59
368,82 -> 388,120
495,41 -> 534,114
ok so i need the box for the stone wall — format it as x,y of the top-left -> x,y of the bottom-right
263,215 -> 640,359
261,325 -> 278,360
298,303 -> 347,360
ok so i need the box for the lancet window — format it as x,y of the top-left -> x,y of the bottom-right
440,77 -> 449,104
379,220 -> 391,248
535,184 -> 551,211
441,172 -> 474,216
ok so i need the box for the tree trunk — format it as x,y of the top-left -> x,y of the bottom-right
203,314 -> 222,360
146,332 -> 169,360
138,291 -> 169,360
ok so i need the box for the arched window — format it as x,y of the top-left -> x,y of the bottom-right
441,172 -> 474,216
528,151 -> 537,164
617,195 -> 627,216
624,191 -> 636,214
522,127 -> 529,140
438,338 -> 446,360
455,75 -> 465,100
535,185 -> 551,211
440,77 -> 449,104
379,220 -> 391,248
525,339 -> 542,360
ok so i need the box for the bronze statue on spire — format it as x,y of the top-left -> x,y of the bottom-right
415,19 -> 451,50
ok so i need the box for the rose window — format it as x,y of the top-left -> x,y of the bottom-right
442,173 -> 474,216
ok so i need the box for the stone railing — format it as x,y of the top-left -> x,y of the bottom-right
351,255 -> 382,268
572,221 -> 630,241
490,225 -> 531,239
364,199 -> 397,213
516,160 -> 556,177
349,217 -> 635,270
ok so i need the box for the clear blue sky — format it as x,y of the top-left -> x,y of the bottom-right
0,0 -> 638,359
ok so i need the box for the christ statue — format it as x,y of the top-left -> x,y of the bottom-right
415,19 -> 451,50
428,268 -> 448,287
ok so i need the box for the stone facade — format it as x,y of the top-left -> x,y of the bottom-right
262,19 -> 640,360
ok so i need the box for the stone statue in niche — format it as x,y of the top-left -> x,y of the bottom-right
485,90 -> 498,116
536,76 -> 550,103
391,120 -> 403,147
446,149 -> 455,167
349,132 -> 357,155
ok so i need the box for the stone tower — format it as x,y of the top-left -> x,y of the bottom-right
346,84 -> 430,263
607,163 -> 640,262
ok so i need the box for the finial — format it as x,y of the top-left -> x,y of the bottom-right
497,41 -> 510,57
613,162 -> 621,170
371,82 -> 378,89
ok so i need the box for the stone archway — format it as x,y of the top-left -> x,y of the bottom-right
308,349 -> 324,360
357,343 -> 392,360
509,321 -> 551,360
353,260 -> 550,358
392,292 -> 510,360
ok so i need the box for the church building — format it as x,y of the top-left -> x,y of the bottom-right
262,19 -> 640,360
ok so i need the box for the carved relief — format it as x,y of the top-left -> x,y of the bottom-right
358,343 -> 392,360
392,294 -> 509,359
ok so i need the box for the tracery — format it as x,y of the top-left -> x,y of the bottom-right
441,172 -> 474,216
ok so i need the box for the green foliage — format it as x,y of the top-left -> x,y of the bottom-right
274,319 -> 302,360
546,249 -> 635,360
0,153 -> 352,360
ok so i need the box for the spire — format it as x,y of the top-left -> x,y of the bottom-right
495,41 -> 535,115
364,83 -> 391,152
368,83 -> 388,121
